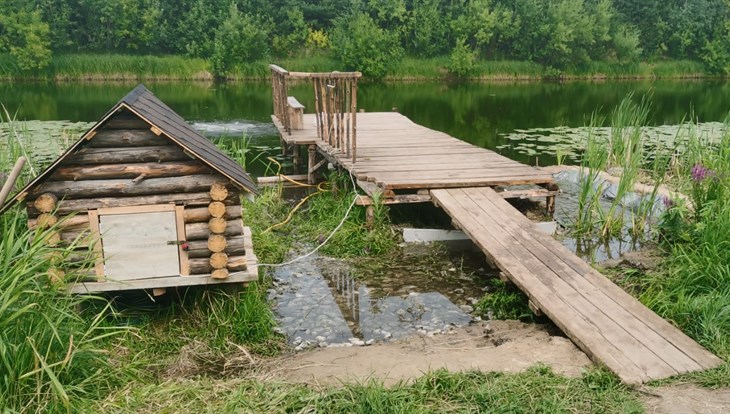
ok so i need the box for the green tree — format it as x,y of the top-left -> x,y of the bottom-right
406,0 -> 448,57
272,8 -> 309,57
447,36 -> 477,77
330,11 -> 403,79
0,6 -> 52,70
211,3 -> 270,77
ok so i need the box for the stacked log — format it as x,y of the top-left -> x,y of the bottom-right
33,193 -> 63,282
209,183 -> 229,279
22,115 -> 249,284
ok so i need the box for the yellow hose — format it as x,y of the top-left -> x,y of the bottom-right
261,159 -> 332,233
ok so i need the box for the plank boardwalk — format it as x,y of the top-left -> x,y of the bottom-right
273,110 -> 722,383
431,187 -> 723,384
276,112 -> 555,192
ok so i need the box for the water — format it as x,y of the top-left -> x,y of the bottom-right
3,80 -> 730,167
269,249 -> 490,349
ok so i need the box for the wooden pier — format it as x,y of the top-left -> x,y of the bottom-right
269,65 -> 722,383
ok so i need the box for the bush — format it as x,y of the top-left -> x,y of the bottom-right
211,4 -> 269,78
447,37 -> 477,78
329,12 -> 403,79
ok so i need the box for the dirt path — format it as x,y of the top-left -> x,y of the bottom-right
267,320 -> 591,386
641,385 -> 730,414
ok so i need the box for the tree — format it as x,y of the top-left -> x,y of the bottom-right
330,11 -> 403,79
406,0 -> 448,57
0,7 -> 52,70
272,8 -> 309,57
211,3 -> 270,77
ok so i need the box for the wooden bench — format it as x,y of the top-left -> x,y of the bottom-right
287,96 -> 305,130
431,186 -> 722,384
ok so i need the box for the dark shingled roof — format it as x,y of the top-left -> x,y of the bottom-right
116,84 -> 257,192
0,84 -> 257,214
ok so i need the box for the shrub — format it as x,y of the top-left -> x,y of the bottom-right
329,12 -> 403,79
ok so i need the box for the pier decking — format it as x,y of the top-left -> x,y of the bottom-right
279,112 -> 555,192
268,64 -> 722,383
431,187 -> 723,384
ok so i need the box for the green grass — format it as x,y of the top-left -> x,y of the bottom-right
0,53 -> 720,81
643,123 -> 730,362
0,53 -> 210,81
84,365 -> 643,413
475,279 -> 535,322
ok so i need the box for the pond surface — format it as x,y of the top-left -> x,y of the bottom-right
3,80 -> 730,167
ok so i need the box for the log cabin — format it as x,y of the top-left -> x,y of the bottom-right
0,84 -> 259,294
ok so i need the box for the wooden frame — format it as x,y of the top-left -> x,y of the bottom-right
90,204 -> 187,281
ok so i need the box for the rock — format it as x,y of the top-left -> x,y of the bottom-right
483,324 -> 494,335
454,288 -> 465,294
459,305 -> 474,313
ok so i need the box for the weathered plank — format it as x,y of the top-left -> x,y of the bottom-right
430,187 -> 722,383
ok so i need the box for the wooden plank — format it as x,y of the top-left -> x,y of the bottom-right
431,187 -> 722,382
475,187 -> 723,371
466,188 -> 703,375
444,188 -> 677,380
430,188 -> 649,384
99,210 -> 180,281
355,194 -> 431,206
176,205 -> 190,276
98,204 -> 176,215
87,210 -> 104,281
68,271 -> 257,293
381,177 -> 555,190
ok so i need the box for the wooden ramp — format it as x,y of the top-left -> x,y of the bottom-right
431,187 -> 723,384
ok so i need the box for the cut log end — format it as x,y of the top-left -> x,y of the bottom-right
33,193 -> 58,213
209,183 -> 229,201
211,268 -> 229,279
208,201 -> 227,218
207,234 -> 227,253
209,252 -> 229,269
208,217 -> 227,234
36,213 -> 58,228
48,267 -> 65,284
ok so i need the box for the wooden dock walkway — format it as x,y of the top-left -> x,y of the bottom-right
268,65 -> 721,383
275,112 -> 558,203
431,187 -> 722,383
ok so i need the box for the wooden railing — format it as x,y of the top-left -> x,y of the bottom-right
270,64 -> 362,163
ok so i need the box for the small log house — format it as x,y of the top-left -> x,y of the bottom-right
0,85 -> 259,293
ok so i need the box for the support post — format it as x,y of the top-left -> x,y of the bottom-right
545,183 -> 559,217
307,144 -> 317,184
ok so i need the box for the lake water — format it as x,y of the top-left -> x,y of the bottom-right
3,80 -> 730,167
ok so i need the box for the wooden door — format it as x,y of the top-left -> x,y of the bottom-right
96,205 -> 182,281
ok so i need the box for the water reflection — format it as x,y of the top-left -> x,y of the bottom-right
270,252 -> 485,349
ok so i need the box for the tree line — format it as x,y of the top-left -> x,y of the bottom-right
2,0 -> 730,78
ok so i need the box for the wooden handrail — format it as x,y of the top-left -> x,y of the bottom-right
270,64 -> 360,163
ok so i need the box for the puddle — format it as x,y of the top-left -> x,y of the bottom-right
551,169 -> 664,262
269,249 -> 492,350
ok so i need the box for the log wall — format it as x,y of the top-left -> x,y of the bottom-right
27,110 -> 247,281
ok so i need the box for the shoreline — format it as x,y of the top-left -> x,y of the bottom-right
0,54 -> 725,83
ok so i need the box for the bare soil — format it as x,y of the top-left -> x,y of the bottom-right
266,320 -> 591,386
640,384 -> 730,414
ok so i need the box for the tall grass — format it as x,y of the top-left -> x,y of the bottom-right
646,116 -> 730,363
0,52 -> 718,81
0,111 -> 134,413
0,211 -> 132,413
573,95 -> 667,239
0,54 -> 210,81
